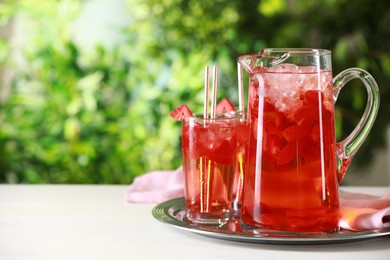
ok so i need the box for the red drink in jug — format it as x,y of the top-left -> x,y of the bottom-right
242,65 -> 340,232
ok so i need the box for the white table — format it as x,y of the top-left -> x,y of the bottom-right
0,185 -> 389,260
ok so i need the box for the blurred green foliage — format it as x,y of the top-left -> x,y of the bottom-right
0,0 -> 389,183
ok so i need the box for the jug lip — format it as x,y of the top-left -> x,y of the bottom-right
261,48 -> 331,56
237,48 -> 332,72
238,48 -> 331,59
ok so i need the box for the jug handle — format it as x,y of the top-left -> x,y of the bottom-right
333,68 -> 380,183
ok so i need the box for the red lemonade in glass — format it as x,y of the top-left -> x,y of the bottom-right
241,65 -> 340,232
181,114 -> 238,224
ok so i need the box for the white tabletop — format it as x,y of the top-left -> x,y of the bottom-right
0,185 -> 389,260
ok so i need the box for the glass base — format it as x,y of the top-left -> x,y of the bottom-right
187,211 -> 229,226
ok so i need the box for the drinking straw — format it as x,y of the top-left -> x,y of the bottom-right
201,66 -> 212,213
210,65 -> 218,119
209,65 -> 218,214
203,66 -> 210,119
237,62 -> 245,119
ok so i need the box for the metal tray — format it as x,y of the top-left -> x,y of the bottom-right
152,197 -> 390,245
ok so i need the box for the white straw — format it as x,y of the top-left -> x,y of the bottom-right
237,62 -> 245,119
210,65 -> 218,119
203,66 -> 210,119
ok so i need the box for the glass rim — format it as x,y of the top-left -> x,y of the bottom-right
182,112 -> 241,123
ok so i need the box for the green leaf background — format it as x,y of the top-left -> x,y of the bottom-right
0,0 -> 389,184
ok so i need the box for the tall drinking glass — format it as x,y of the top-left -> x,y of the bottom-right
182,113 -> 239,225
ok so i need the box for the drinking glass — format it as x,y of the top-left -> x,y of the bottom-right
182,113 -> 239,225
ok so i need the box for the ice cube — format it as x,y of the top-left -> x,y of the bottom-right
201,122 -> 234,152
268,63 -> 299,73
299,68 -> 333,92
256,64 -> 328,116
275,101 -> 287,112
298,66 -> 318,73
299,73 -> 319,91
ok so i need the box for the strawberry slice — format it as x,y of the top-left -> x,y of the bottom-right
216,98 -> 235,114
277,144 -> 296,166
170,104 -> 193,121
293,105 -> 318,126
283,125 -> 312,143
305,90 -> 324,108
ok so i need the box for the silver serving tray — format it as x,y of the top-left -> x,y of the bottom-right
152,197 -> 390,245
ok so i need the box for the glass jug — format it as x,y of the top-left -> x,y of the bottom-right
238,48 -> 380,233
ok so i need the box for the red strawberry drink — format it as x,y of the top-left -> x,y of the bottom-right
171,105 -> 239,225
242,63 -> 340,232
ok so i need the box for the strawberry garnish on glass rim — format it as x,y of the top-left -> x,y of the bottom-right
170,98 -> 235,121
170,104 -> 193,121
216,98 -> 236,114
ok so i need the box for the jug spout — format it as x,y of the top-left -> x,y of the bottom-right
237,53 -> 285,75
237,54 -> 278,75
237,54 -> 258,75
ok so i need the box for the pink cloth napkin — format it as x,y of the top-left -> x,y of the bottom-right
125,167 -> 184,203
125,168 -> 390,231
339,188 -> 390,231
